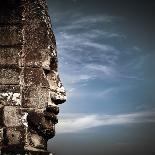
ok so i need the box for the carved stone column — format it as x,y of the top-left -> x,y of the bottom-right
0,0 -> 66,154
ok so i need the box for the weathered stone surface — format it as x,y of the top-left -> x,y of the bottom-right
0,47 -> 21,65
0,85 -> 20,93
24,49 -> 42,67
27,111 -> 56,139
4,127 -> 24,146
0,92 -> 21,106
21,68 -> 49,87
26,132 -> 47,150
0,25 -> 23,46
23,49 -> 55,68
3,106 -> 22,127
46,71 -> 66,103
0,67 -> 20,85
24,21 -> 51,50
22,0 -> 56,50
22,86 -> 49,108
0,0 -> 66,154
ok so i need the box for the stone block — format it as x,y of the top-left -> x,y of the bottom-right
0,47 -> 21,65
0,85 -> 20,93
0,67 -> 20,85
3,106 -> 22,127
22,86 -> 49,109
22,48 -> 55,69
0,92 -> 21,106
0,25 -> 23,46
23,48 -> 42,67
24,21 -> 51,49
4,127 -> 24,146
21,68 -> 49,87
0,86 -> 21,106
41,48 -> 56,69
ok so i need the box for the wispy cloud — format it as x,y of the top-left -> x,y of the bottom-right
50,9 -> 149,111
85,64 -> 116,76
73,15 -> 118,25
54,12 -> 144,83
56,111 -> 155,133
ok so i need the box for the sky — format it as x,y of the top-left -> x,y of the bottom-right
47,0 -> 155,155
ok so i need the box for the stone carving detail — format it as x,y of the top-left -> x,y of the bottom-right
0,0 -> 66,154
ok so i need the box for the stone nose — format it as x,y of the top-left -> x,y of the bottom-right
50,89 -> 67,105
43,69 -> 67,105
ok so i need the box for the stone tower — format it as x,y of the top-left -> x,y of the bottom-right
0,0 -> 66,154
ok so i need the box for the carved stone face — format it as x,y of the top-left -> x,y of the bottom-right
0,0 -> 66,153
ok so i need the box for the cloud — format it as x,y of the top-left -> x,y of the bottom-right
52,12 -> 120,31
56,111 -> 155,133
52,12 -> 122,82
57,29 -> 119,86
50,9 -> 148,109
73,15 -> 118,25
85,64 -> 116,76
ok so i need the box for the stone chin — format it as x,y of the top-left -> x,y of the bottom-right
27,108 -> 58,140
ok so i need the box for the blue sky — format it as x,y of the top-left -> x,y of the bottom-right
47,0 -> 155,154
